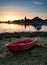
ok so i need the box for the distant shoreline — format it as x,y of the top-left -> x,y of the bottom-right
0,31 -> 47,39
0,17 -> 47,30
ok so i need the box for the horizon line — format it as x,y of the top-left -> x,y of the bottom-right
0,16 -> 47,22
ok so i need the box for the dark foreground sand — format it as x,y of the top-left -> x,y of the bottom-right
0,37 -> 47,65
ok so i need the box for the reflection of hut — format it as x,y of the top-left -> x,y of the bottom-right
25,25 -> 26,28
36,26 -> 41,30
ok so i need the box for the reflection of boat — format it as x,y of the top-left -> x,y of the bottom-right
5,39 -> 37,52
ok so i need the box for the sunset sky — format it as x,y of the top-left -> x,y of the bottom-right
0,0 -> 47,21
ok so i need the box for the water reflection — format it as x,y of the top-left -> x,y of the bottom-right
0,23 -> 47,33
40,26 -> 47,31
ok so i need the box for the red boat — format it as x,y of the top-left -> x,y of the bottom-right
5,39 -> 37,52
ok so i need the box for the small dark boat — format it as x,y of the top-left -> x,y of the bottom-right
5,39 -> 37,52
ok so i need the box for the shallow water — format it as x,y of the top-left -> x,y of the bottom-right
0,23 -> 47,33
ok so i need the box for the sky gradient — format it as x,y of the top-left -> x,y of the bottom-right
0,0 -> 47,21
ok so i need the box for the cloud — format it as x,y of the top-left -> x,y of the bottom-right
33,1 -> 42,5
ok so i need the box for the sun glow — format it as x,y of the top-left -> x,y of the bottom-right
4,16 -> 16,21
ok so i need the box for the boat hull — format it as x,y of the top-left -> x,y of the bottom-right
5,39 -> 37,52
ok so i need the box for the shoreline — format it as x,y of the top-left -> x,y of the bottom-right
0,31 -> 47,39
